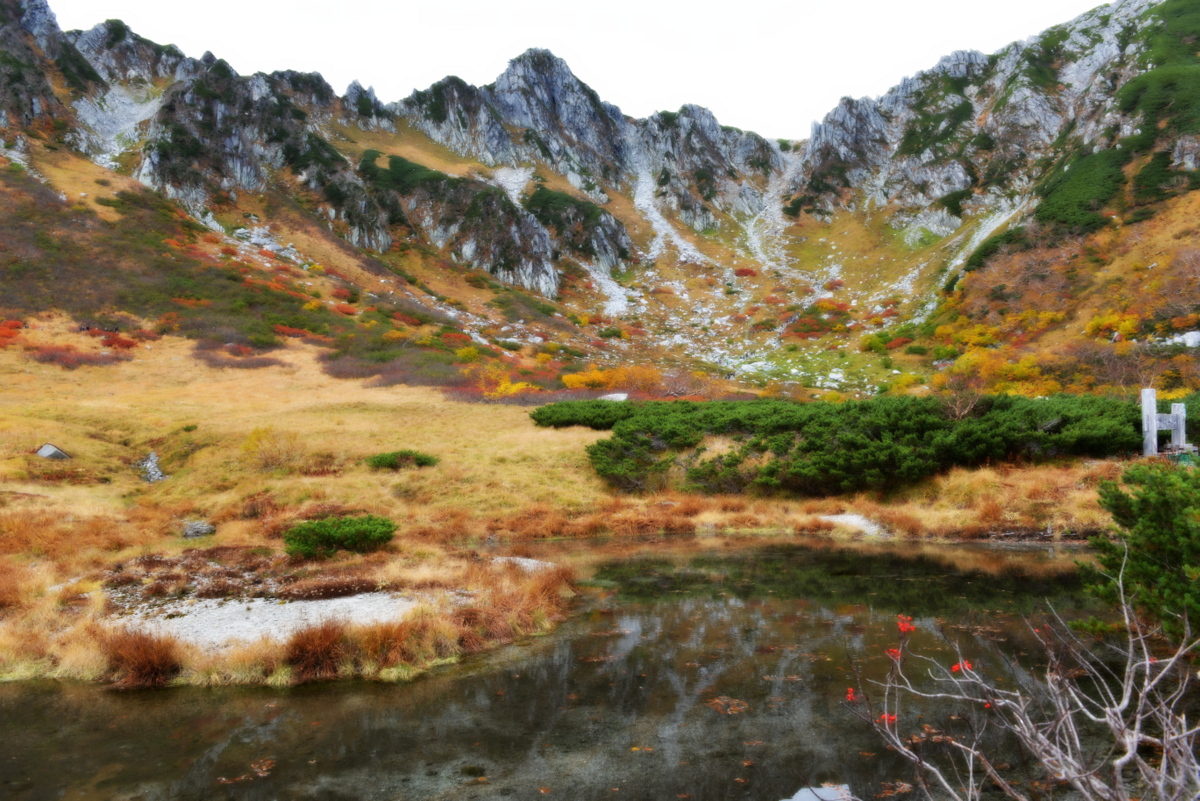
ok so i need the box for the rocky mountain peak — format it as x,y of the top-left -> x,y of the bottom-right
17,0 -> 58,52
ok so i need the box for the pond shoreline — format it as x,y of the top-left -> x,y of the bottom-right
0,532 -> 1091,689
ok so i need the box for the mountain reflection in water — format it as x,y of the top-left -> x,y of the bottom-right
0,543 -> 1093,800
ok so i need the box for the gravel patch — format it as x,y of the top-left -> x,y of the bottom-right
125,592 -> 420,651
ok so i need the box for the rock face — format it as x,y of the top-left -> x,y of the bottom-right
0,0 -> 70,127
399,49 -> 784,232
4,0 -> 1193,305
789,0 -> 1165,237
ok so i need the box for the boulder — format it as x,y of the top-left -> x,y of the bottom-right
36,443 -> 70,460
181,520 -> 216,539
598,393 -> 628,401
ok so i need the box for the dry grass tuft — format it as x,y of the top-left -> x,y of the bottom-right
102,628 -> 183,688
285,620 -> 349,683
0,558 -> 28,608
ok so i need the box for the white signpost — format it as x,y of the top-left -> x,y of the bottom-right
1141,388 -> 1189,457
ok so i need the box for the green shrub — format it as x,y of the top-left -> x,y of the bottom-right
964,227 -> 1029,272
1035,149 -> 1128,233
366,449 -> 439,470
1085,463 -> 1200,640
904,345 -> 929,356
533,395 -> 1141,495
283,515 -> 397,559
597,327 -> 622,338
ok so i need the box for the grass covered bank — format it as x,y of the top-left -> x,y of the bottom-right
0,329 -> 1138,687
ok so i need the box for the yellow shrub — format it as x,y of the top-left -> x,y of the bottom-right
302,300 -> 321,311
455,347 -> 480,363
535,353 -> 553,364
562,367 -> 610,390
382,330 -> 407,342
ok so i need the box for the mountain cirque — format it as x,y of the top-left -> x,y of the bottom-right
0,0 -> 1199,397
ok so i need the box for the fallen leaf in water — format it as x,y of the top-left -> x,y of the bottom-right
250,759 -> 275,778
743,740 -> 765,746
539,788 -> 551,794
706,696 -> 749,715
742,759 -> 755,767
859,752 -> 876,757
875,781 -> 914,797
735,778 -> 749,784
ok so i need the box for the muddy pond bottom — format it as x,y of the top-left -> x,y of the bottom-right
0,542 -> 1095,800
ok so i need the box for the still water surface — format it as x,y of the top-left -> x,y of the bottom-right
0,543 -> 1095,801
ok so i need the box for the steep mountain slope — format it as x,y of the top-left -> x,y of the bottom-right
1,0 -> 1199,400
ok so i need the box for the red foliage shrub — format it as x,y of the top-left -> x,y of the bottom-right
163,238 -> 184,249
734,268 -> 759,277
885,337 -> 913,350
220,246 -> 238,256
1,320 -> 22,330
258,249 -> 276,260
130,329 -> 162,342
26,344 -> 132,369
333,304 -> 357,315
824,279 -> 846,291
171,298 -> 211,308
440,332 -> 471,345
393,313 -> 422,326
101,333 -> 139,350
273,324 -> 309,338
731,314 -> 749,323
331,287 -> 353,300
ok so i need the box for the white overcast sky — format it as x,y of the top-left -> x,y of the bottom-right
49,0 -> 1107,140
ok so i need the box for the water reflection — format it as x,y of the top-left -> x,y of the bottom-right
0,544 -> 1092,801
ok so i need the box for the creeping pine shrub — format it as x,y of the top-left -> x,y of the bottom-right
283,515 -> 397,559
534,395 -> 1141,494
366,450 -> 439,470
1085,463 -> 1200,640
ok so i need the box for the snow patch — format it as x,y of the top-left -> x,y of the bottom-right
582,260 -> 630,316
742,148 -> 804,272
489,166 -> 534,205
632,155 -> 711,265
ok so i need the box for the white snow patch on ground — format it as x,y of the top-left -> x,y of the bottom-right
632,156 -> 711,265
126,592 -> 419,652
948,197 -> 1033,269
582,260 -> 630,316
742,149 -> 804,272
489,166 -> 534,205
820,514 -> 888,538
73,85 -> 164,170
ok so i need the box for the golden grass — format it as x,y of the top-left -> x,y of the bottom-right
0,322 -> 1124,686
